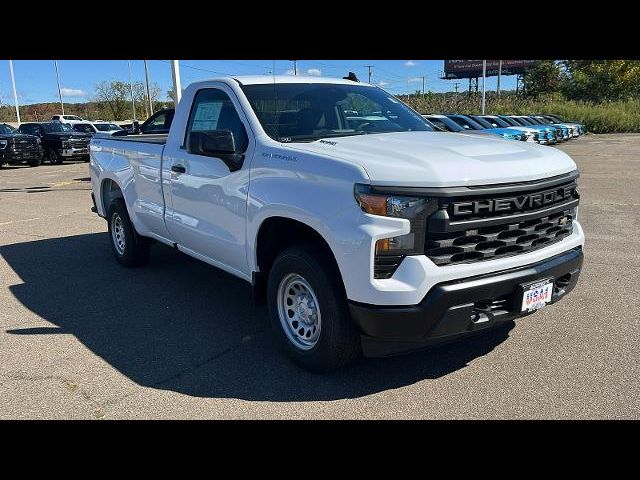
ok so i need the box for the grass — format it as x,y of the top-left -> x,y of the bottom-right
403,93 -> 640,134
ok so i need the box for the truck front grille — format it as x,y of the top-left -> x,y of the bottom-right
424,175 -> 579,267
425,207 -> 576,266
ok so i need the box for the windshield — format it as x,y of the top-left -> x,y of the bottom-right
41,122 -> 74,133
450,115 -> 485,130
95,123 -> 121,131
514,117 -> 534,126
241,83 -> 432,142
526,117 -> 542,125
64,115 -> 82,121
470,116 -> 495,129
426,115 -> 464,132
481,116 -> 509,128
0,124 -> 16,134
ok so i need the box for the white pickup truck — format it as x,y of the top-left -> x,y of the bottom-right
90,75 -> 584,371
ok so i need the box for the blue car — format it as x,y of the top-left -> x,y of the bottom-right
497,115 -> 559,144
444,114 -> 529,141
539,115 -> 585,136
514,116 -> 569,141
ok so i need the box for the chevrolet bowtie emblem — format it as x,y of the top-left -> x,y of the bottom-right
559,216 -> 568,226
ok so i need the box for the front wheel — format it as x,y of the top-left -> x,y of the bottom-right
106,199 -> 150,267
267,245 -> 361,372
28,156 -> 42,167
49,149 -> 62,165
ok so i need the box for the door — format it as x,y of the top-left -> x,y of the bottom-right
163,87 -> 252,278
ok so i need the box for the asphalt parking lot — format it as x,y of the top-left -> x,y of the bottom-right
1,134 -> 638,419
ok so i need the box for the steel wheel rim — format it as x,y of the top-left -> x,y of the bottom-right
111,213 -> 126,255
277,273 -> 321,350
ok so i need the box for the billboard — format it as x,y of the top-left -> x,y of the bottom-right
443,60 -> 537,79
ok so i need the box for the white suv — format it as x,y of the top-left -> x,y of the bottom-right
51,114 -> 84,125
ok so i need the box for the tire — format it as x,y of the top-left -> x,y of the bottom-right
28,156 -> 42,167
106,199 -> 150,268
49,149 -> 62,165
267,245 -> 361,372
83,156 -> 90,163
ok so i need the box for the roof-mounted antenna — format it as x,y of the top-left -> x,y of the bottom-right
343,72 -> 359,82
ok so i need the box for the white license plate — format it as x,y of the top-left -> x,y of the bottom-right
521,279 -> 554,312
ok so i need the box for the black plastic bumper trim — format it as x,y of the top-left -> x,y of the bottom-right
349,247 -> 583,357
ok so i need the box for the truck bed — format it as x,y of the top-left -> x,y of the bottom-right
103,134 -> 168,144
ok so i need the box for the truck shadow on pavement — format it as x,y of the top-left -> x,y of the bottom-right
2,233 -> 514,402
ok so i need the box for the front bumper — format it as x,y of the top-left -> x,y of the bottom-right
60,146 -> 89,157
350,247 -> 583,357
0,147 -> 43,163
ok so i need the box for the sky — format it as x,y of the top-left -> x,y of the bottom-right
0,60 -> 518,105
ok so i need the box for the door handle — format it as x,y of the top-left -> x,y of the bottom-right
171,164 -> 186,174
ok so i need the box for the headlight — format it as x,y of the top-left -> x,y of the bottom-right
0,139 -> 7,149
354,183 -> 435,255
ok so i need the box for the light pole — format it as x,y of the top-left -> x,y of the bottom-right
171,60 -> 182,107
8,60 -> 20,123
497,60 -> 502,98
481,60 -> 487,115
144,60 -> 153,116
128,60 -> 136,121
54,60 -> 64,115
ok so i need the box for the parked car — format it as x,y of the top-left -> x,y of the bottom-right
543,114 -> 586,135
476,115 -> 546,144
90,75 -> 584,371
505,116 -> 563,143
524,116 -> 571,140
424,114 -> 523,140
18,122 -> 91,164
445,114 -> 529,141
72,121 -> 123,136
0,123 -> 44,168
512,116 -> 567,142
496,115 -> 558,145
535,115 -> 583,137
112,109 -> 175,137
51,114 -> 85,125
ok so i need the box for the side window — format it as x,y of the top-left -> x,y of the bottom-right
185,88 -> 248,153
144,112 -> 168,132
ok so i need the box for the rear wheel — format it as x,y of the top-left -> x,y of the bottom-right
106,199 -> 150,267
267,245 -> 361,372
28,156 -> 42,167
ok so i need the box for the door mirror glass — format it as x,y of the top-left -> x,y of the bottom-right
188,130 -> 236,156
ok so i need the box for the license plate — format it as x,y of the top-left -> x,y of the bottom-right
521,279 -> 554,312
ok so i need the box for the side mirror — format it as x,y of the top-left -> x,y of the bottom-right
132,120 -> 141,134
187,130 -> 244,172
463,124 -> 470,129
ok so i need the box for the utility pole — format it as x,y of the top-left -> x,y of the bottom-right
290,60 -> 298,75
54,60 -> 64,115
171,60 -> 182,107
454,82 -> 459,94
128,60 -> 136,121
144,60 -> 153,116
481,60 -> 487,115
364,65 -> 374,84
8,60 -> 20,123
497,60 -> 502,98
421,76 -> 426,96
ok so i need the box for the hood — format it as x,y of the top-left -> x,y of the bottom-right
484,128 -> 523,136
284,131 -> 577,187
0,133 -> 37,140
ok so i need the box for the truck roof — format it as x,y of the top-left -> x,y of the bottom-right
219,75 -> 375,86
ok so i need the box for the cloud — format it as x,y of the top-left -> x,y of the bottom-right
378,81 -> 389,86
408,77 -> 422,83
404,60 -> 417,67
60,88 -> 86,97
285,69 -> 295,75
306,68 -> 321,76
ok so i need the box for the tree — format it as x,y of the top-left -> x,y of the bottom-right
523,60 -> 562,98
93,80 -> 164,121
562,60 -> 640,101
